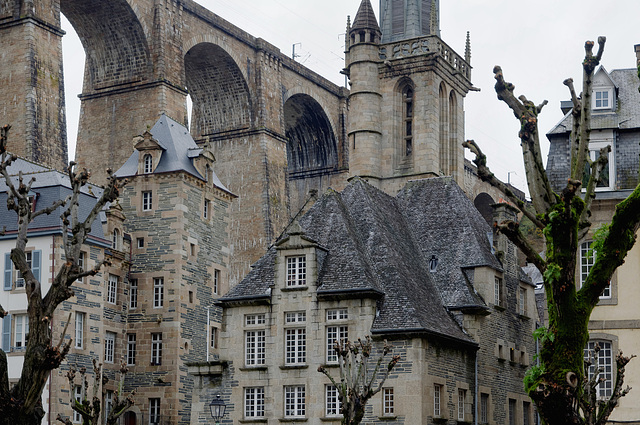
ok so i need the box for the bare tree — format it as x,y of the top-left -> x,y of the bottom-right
464,37 -> 640,425
56,359 -> 135,425
0,125 -> 125,425
318,336 -> 400,425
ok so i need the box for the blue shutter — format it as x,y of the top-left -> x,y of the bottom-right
4,253 -> 12,291
32,250 -> 41,283
2,314 -> 11,352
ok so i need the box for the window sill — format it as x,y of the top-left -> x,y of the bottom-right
239,366 -> 268,371
433,417 -> 448,424
239,419 -> 267,423
280,364 -> 308,370
378,415 -> 397,421
281,286 -> 308,292
279,418 -> 308,422
493,305 -> 506,312
518,314 -> 530,320
320,417 -> 342,422
319,363 -> 339,369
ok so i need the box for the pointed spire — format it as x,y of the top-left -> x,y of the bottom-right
429,0 -> 438,36
351,0 -> 380,34
465,31 -> 471,63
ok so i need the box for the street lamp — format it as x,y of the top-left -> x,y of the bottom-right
209,394 -> 226,424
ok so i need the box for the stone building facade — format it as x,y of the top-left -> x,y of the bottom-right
190,177 -> 537,425
545,46 -> 640,423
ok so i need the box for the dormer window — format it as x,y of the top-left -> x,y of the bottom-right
286,256 -> 306,287
593,89 -> 611,110
143,154 -> 153,174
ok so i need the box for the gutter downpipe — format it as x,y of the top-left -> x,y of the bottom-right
474,350 -> 478,425
206,307 -> 210,362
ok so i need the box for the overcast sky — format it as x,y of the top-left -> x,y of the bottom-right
61,0 -> 639,196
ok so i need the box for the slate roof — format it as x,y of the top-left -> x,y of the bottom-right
548,68 -> 640,135
222,177 -> 513,345
351,0 -> 380,34
115,114 -> 232,195
0,157 -> 108,244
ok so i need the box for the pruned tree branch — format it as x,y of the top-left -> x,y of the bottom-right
579,145 -> 611,233
496,220 -> 547,273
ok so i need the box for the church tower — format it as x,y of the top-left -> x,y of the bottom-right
345,0 -> 472,193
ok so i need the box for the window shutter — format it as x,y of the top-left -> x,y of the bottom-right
2,314 -> 11,351
4,253 -> 12,291
391,0 -> 404,35
32,250 -> 41,283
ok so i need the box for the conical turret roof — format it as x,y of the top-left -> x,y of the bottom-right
351,0 -> 380,34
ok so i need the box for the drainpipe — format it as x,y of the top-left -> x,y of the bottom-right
206,307 -> 210,362
474,350 -> 478,425
48,234 -> 55,425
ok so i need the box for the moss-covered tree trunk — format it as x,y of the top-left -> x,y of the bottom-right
465,38 -> 639,425
0,125 -> 124,425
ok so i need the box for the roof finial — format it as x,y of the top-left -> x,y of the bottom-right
465,31 -> 471,64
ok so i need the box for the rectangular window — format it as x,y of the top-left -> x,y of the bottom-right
519,287 -> 527,315
210,326 -> 217,349
73,386 -> 83,423
153,278 -> 164,308
583,141 -> 614,190
75,312 -> 84,349
151,333 -> 162,365
15,251 -> 32,288
434,384 -> 442,416
142,191 -> 153,211
214,269 -> 220,295
284,385 -> 306,418
107,274 -> 118,304
77,252 -> 85,283
149,398 -> 160,425
204,199 -> 210,219
509,399 -> 516,425
494,277 -> 502,306
594,90 -> 610,109
383,388 -> 395,416
285,328 -> 306,365
458,389 -> 466,421
584,340 -> 613,398
137,237 -> 144,248
245,314 -> 266,326
580,241 -> 611,298
129,279 -> 138,309
14,314 -> 29,349
127,333 -> 136,366
480,393 -> 489,424
326,325 -> 348,363
286,256 -> 306,287
244,387 -> 265,418
326,385 -> 341,417
285,311 -> 306,323
326,308 -> 348,321
104,390 -> 113,422
523,401 -> 531,425
104,331 -> 115,363
245,330 -> 266,366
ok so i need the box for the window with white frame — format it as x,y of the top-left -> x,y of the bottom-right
127,333 -> 136,366
104,390 -> 113,422
129,279 -> 138,309
245,330 -> 265,366
245,314 -> 266,326
153,278 -> 164,308
286,255 -> 306,287
112,229 -> 120,250
142,191 -> 153,211
107,274 -> 118,304
149,398 -> 160,425
326,308 -> 348,363
14,314 -> 28,350
73,385 -> 83,423
583,140 -> 614,190
593,89 -> 611,110
104,331 -> 115,363
15,251 -> 32,288
284,385 -> 306,418
480,393 -> 489,424
285,312 -> 306,365
143,154 -> 153,174
325,385 -> 341,417
457,389 -> 466,421
151,333 -> 162,365
383,388 -> 395,416
580,241 -> 611,299
4,250 -> 41,291
584,340 -> 613,398
244,387 -> 265,418
210,326 -> 217,349
75,312 -> 84,349
434,384 -> 442,416
213,269 -> 220,295
203,199 -> 210,219
77,252 -> 85,283
494,277 -> 503,306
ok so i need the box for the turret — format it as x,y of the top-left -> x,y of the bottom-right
345,0 -> 383,183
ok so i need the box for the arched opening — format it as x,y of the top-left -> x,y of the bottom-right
438,82 -> 448,175
123,411 -> 137,425
283,94 -> 338,176
185,43 -> 252,140
448,90 -> 458,176
143,154 -> 153,174
474,193 -> 495,226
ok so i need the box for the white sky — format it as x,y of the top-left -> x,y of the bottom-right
61,0 -> 639,196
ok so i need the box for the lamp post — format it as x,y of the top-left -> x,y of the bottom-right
209,394 -> 226,425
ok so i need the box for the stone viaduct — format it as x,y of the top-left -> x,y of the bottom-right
0,0 -> 349,284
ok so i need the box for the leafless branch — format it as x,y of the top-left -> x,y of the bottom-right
496,220 -> 547,274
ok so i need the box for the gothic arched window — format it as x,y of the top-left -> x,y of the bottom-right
402,85 -> 414,157
439,82 -> 449,174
